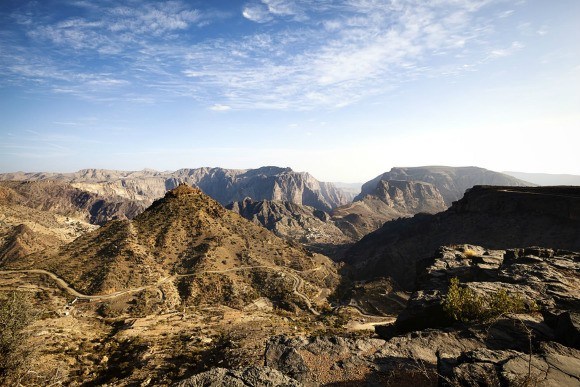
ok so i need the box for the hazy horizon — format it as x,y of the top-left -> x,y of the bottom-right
1,0 -> 579,182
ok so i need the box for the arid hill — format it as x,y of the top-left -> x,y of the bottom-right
343,186 -> 580,289
0,166 -> 350,212
4,184 -> 340,313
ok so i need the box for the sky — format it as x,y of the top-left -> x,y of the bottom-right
0,0 -> 579,183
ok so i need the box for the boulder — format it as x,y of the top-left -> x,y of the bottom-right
174,366 -> 303,387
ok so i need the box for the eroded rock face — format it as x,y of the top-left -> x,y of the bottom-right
344,186 -> 580,289
332,180 -> 447,240
227,198 -> 354,257
357,166 -> 531,206
174,366 -> 303,387
0,167 -> 350,212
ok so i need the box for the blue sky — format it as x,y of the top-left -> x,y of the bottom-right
0,0 -> 578,182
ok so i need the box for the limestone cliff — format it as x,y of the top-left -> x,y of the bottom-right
0,167 -> 349,212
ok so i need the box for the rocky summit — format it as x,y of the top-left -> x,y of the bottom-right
332,179 -> 447,240
358,166 -> 532,206
327,166 -> 531,240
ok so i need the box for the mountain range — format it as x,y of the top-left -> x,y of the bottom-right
3,184 -> 339,314
0,166 -> 351,212
0,165 -> 579,386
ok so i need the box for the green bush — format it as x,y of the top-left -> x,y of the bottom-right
443,278 -> 530,323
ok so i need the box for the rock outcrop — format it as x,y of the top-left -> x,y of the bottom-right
0,167 -> 350,212
265,245 -> 580,386
175,366 -> 302,387
378,245 -> 580,386
344,186 -> 580,289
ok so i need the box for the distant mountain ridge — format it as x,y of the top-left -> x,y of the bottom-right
329,166 -> 531,239
343,185 -> 580,289
0,181 -> 145,225
0,166 -> 350,212
358,166 -> 532,206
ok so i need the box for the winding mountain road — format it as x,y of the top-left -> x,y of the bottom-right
0,265 -> 321,315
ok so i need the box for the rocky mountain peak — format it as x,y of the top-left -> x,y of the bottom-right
146,183 -> 226,219
165,182 -> 202,198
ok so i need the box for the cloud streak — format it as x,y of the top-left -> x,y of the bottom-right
1,0 -> 527,109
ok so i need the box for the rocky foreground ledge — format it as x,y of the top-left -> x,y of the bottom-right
178,245 -> 580,386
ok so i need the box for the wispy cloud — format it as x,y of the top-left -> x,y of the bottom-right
1,0 -> 527,109
210,104 -> 232,111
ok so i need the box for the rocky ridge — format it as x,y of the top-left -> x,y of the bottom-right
263,245 -> 580,386
358,166 -> 532,206
344,186 -> 580,289
0,166 -> 350,212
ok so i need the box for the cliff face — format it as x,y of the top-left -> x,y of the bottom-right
370,179 -> 446,214
357,166 -> 532,206
0,167 -> 349,212
0,181 -> 145,225
331,180 -> 447,239
343,186 -> 580,289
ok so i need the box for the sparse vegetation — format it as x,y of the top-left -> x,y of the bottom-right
443,277 -> 531,323
0,291 -> 38,384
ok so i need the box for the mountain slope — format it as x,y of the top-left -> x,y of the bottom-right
0,203 -> 97,265
332,180 -> 447,239
5,184 -> 340,312
227,198 -> 353,256
343,186 -> 580,289
0,181 -> 145,225
357,166 -> 532,206
0,167 -> 349,212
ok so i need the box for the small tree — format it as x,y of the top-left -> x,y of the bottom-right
443,278 -> 530,323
